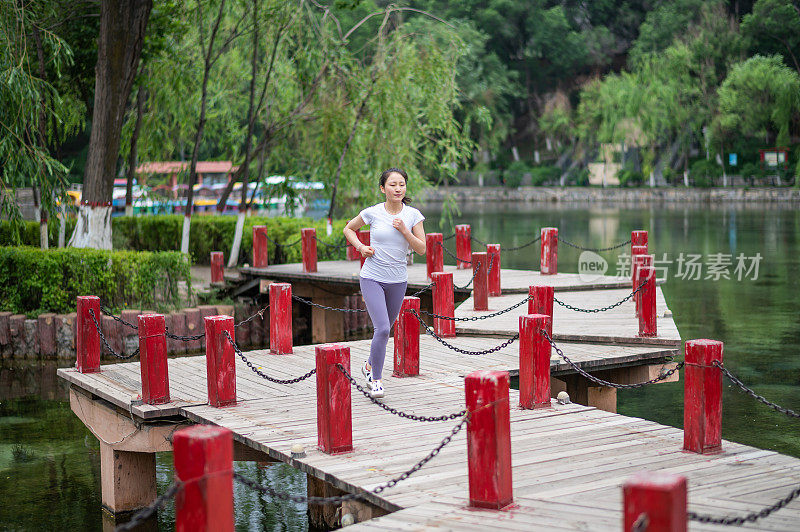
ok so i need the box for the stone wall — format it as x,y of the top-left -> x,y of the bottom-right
418,186 -> 800,204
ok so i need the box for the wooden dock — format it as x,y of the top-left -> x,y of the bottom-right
58,255 -> 800,530
58,337 -> 800,530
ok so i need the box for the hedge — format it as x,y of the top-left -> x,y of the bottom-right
0,247 -> 192,317
112,215 -> 350,264
0,217 -> 78,247
1,215 -> 350,265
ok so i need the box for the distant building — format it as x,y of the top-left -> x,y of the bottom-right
135,161 -> 239,198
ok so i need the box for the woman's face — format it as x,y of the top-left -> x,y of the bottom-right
381,172 -> 406,202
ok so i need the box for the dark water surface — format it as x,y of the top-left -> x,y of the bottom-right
2,203 -> 798,530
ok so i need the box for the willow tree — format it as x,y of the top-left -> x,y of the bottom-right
0,1 -> 84,246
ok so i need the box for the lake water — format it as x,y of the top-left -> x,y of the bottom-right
2,202 -> 798,530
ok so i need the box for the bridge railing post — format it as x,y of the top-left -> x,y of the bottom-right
210,252 -> 224,284
315,343 -> 353,454
455,224 -> 471,269
540,227 -> 558,275
637,265 -> 657,337
77,295 -> 101,373
623,471 -> 687,532
528,285 -> 554,337
631,245 -> 648,316
174,425 -> 234,532
253,226 -> 269,268
487,244 -> 501,296
393,296 -> 420,377
139,313 -> 170,405
631,230 -> 648,252
465,369 -> 513,509
519,314 -> 551,409
426,233 -> 443,281
203,315 -> 237,407
684,339 -> 723,454
269,283 -> 293,354
471,252 -> 489,311
357,230 -> 370,267
301,228 -> 317,272
432,272 -> 455,338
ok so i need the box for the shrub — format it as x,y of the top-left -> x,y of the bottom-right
502,160 -> 530,188
616,168 -> 644,187
0,217 -> 78,247
528,165 -> 561,186
111,215 -> 349,265
690,159 -> 722,188
0,247 -> 191,317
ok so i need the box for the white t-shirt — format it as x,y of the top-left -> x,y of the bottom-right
358,202 -> 425,283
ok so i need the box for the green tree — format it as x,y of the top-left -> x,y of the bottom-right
741,0 -> 800,73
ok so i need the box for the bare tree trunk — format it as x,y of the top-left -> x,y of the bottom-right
182,0 -> 228,256
70,0 -> 152,249
33,25 -> 49,249
126,84 -> 146,217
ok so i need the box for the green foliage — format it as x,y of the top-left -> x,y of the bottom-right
690,159 -> 722,187
0,217 -> 77,247
528,165 -> 561,186
502,161 -> 529,188
111,215 -> 349,265
616,168 -> 644,187
741,0 -> 800,73
0,247 -> 191,317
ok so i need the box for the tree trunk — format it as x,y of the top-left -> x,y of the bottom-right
126,85 -> 146,217
33,25 -> 49,249
70,0 -> 152,249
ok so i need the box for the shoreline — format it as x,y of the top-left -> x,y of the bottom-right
418,186 -> 800,204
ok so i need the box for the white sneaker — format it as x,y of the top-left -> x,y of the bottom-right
361,361 -> 374,390
370,380 -> 385,399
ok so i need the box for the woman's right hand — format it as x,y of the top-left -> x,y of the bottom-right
359,245 -> 375,258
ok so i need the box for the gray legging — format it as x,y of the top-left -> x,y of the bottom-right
359,277 -> 408,380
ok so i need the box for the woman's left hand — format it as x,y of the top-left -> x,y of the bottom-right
392,218 -> 409,235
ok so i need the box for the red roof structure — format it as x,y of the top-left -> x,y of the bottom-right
135,161 -> 239,198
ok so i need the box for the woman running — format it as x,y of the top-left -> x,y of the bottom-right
343,168 -> 426,398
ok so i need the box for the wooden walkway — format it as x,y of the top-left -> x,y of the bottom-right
58,337 -> 800,530
241,261 -> 635,294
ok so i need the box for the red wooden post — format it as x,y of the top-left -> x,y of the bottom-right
269,283 -> 293,354
527,285 -> 554,337
252,226 -> 269,268
173,425 -> 234,532
315,343 -> 353,454
426,233 -> 444,281
210,252 -> 224,284
540,227 -> 558,275
357,230 -> 370,267
632,250 -> 650,316
432,272 -> 455,338
631,230 -> 648,252
77,296 -> 101,373
393,297 -> 420,377
465,370 -> 513,509
301,228 -> 317,272
631,244 -> 648,303
203,315 -> 237,407
347,239 -> 360,261
623,471 -> 687,532
684,339 -> 723,454
472,252 -> 489,311
487,243 -> 501,296
519,314 -> 551,409
138,314 -> 170,405
455,224 -> 471,269
637,265 -> 657,337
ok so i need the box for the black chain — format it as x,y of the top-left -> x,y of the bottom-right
234,304 -> 270,328
688,484 -> 800,525
264,234 -> 302,248
456,266 -> 479,289
292,294 -> 366,313
631,513 -> 649,532
714,361 -> 800,419
224,330 -> 316,384
312,235 -> 350,248
553,280 -> 648,313
101,306 -> 139,330
114,482 -> 181,532
409,283 -> 433,297
443,233 -> 456,241
558,237 -> 632,252
88,309 -> 139,359
470,235 -> 488,246
336,364 -> 466,422
451,252 -> 495,289
438,240 -> 471,265
409,310 -> 519,355
543,329 -> 683,389
418,295 -> 530,321
503,235 -> 541,251
165,331 -> 205,341
233,413 -> 468,503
